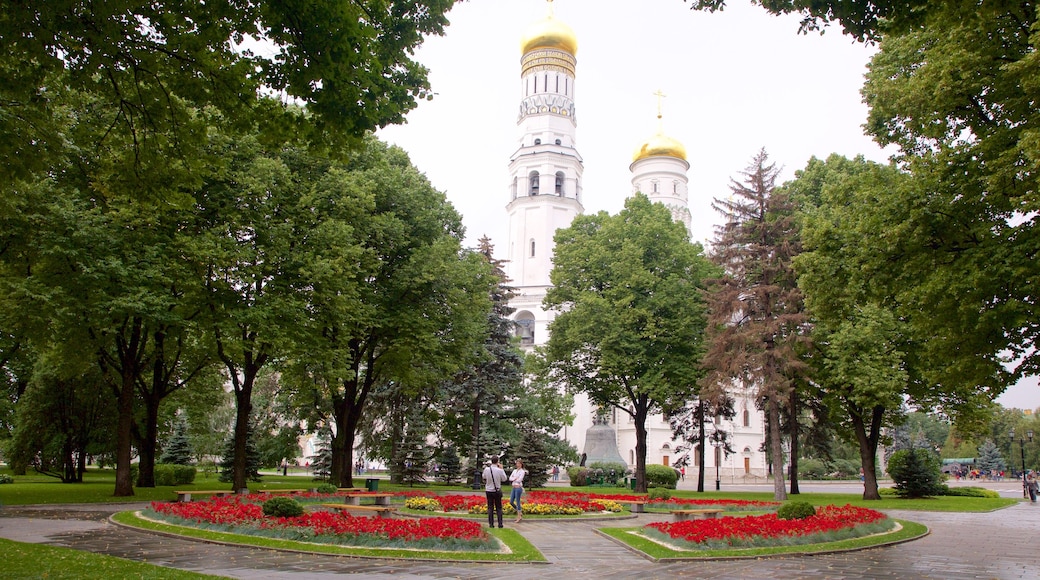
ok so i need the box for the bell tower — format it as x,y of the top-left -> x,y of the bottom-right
505,0 -> 584,348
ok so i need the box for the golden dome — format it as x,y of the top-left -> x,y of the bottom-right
520,15 -> 578,55
632,132 -> 687,162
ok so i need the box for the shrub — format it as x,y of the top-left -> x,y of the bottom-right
645,464 -> 678,489
940,485 -> 1000,498
315,483 -> 338,494
777,500 -> 816,520
798,458 -> 828,480
567,466 -> 591,486
647,487 -> 672,501
154,464 -> 196,486
886,449 -> 944,498
878,487 -> 898,496
262,497 -> 304,518
0,474 -> 13,484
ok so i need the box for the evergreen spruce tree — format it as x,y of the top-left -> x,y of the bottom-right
219,424 -> 262,484
436,445 -> 463,484
976,439 -> 1006,474
159,416 -> 195,466
514,428 -> 551,489
309,429 -> 333,482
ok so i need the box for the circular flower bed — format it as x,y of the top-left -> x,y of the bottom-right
643,504 -> 893,550
146,495 -> 494,551
403,491 -> 625,516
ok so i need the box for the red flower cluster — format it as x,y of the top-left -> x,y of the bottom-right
646,504 -> 887,545
149,497 -> 485,542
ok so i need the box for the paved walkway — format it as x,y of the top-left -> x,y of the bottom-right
2,489 -> 1039,579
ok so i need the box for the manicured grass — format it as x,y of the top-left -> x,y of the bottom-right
596,518 -> 929,560
1,537 -> 229,579
113,511 -> 546,562
0,469 -> 1015,512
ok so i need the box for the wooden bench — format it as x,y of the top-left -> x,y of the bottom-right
316,503 -> 397,518
337,487 -> 365,492
262,488 -> 316,495
620,500 -> 647,513
174,490 -> 234,502
671,508 -> 724,521
342,492 -> 394,506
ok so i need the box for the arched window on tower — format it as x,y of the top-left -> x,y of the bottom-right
743,409 -> 750,427
555,172 -> 564,195
514,312 -> 535,346
529,171 -> 540,196
673,180 -> 679,194
530,239 -> 536,257
652,180 -> 659,193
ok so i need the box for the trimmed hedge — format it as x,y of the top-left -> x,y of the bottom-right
262,497 -> 304,518
645,464 -> 679,489
154,464 -> 197,486
777,500 -> 816,520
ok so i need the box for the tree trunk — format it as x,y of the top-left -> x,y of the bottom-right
113,365 -> 137,496
767,396 -> 787,501
634,398 -> 649,493
696,400 -> 706,492
851,402 -> 885,500
788,388 -> 800,495
232,382 -> 253,492
135,394 -> 162,487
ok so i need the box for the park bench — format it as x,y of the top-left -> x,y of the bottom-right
173,490 -> 234,502
619,500 -> 647,513
337,487 -> 365,492
670,508 -> 724,521
261,488 -> 316,495
342,492 -> 394,506
316,503 -> 397,518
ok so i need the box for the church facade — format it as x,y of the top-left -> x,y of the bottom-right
503,5 -> 769,481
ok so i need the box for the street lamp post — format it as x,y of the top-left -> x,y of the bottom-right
1010,429 -> 1034,499
710,431 -> 723,491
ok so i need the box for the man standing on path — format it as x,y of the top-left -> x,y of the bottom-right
483,456 -> 508,528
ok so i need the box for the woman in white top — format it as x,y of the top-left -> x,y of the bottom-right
509,458 -> 527,522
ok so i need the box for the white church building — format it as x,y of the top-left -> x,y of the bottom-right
502,4 -> 769,480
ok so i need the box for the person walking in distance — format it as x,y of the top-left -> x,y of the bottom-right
483,456 -> 508,528
509,458 -> 528,523
1028,471 -> 1039,503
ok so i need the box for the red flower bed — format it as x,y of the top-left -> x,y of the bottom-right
590,493 -> 779,509
148,496 -> 485,543
645,504 -> 888,547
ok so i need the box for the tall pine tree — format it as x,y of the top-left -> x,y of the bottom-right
704,149 -> 810,500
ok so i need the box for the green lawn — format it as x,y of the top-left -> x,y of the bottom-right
0,468 -> 1017,512
1,538 -> 229,579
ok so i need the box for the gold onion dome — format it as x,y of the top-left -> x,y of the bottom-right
520,14 -> 578,55
633,132 -> 687,162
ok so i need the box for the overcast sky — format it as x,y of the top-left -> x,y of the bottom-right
376,0 -> 1038,412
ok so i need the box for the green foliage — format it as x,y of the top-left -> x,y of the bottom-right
776,500 -> 817,520
975,440 -> 1006,473
435,446 -> 463,485
315,483 -> 338,494
587,461 -> 627,487
567,467 -> 591,486
647,487 -> 672,501
544,194 -> 715,492
514,430 -> 552,489
153,464 -> 197,487
219,429 -> 262,484
644,464 -> 679,489
158,417 -> 195,466
0,474 -> 13,484
887,449 -> 944,498
940,485 -> 1000,498
309,430 -> 333,483
262,496 -> 304,518
798,458 -> 828,480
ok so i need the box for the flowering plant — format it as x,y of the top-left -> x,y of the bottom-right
147,496 -> 493,551
644,504 -> 892,550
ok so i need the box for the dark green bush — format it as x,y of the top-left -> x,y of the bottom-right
154,464 -> 197,486
588,461 -> 627,486
886,449 -> 944,498
645,464 -> 679,489
647,487 -> 672,501
939,485 -> 1000,498
315,483 -> 338,494
798,458 -> 828,480
567,467 -> 590,486
262,497 -> 304,518
777,500 -> 816,520
0,474 -> 13,484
